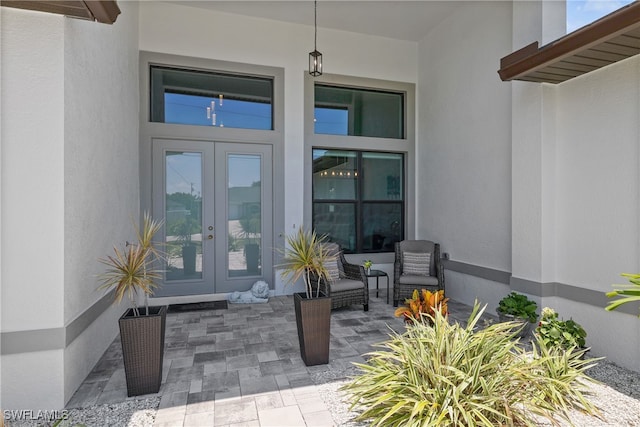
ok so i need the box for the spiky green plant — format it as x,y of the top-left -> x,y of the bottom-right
342,302 -> 600,427
606,273 -> 640,315
98,212 -> 164,316
278,226 -> 334,298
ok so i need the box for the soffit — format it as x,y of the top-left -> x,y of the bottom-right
498,1 -> 640,84
0,0 -> 121,24
169,1 -> 459,42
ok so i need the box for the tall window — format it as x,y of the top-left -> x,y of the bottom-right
305,75 -> 415,251
312,149 -> 404,253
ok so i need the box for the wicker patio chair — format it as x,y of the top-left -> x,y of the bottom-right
393,240 -> 445,307
309,243 -> 369,311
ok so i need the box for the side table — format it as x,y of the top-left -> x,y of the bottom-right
365,269 -> 389,304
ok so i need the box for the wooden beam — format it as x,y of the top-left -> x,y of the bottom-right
1,0 -> 120,24
498,1 -> 640,83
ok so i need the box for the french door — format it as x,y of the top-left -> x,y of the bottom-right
152,138 -> 272,296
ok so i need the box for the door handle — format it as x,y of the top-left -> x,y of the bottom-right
207,234 -> 214,239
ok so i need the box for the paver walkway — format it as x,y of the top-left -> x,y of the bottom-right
67,292 -> 484,426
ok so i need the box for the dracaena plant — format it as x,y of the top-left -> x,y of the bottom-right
98,212 -> 164,316
278,226 -> 334,299
394,289 -> 449,324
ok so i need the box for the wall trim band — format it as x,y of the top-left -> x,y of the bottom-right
446,259 -> 639,316
1,289 -> 116,355
3,263 -> 638,354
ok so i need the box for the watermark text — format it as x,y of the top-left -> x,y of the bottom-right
3,409 -> 69,422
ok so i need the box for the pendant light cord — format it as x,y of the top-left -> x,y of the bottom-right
314,0 -> 318,51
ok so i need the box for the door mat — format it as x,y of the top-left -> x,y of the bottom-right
168,300 -> 228,313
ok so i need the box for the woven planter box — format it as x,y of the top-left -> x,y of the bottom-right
294,292 -> 331,366
119,305 -> 167,397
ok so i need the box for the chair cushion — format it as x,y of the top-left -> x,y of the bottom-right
323,243 -> 346,278
398,240 -> 436,276
331,278 -> 365,292
402,251 -> 431,276
398,274 -> 439,287
324,258 -> 341,282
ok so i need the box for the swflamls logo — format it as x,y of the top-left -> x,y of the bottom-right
2,409 -> 69,423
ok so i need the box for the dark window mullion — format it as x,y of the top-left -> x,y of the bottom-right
356,152 -> 363,253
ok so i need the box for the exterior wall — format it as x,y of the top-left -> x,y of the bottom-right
416,2 -> 513,272
0,4 -> 4,410
1,8 -> 66,409
63,1 -> 140,403
1,2 -> 140,410
419,0 -> 640,373
138,2 -> 419,293
553,55 -> 640,370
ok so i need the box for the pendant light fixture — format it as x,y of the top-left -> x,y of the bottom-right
309,0 -> 323,76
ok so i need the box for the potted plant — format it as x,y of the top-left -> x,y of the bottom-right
278,226 -> 334,366
363,260 -> 373,275
496,292 -> 538,338
394,288 -> 449,325
170,216 -> 199,276
98,212 -> 166,397
536,307 -> 587,352
240,208 -> 261,274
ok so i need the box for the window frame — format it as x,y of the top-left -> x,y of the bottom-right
149,64 -> 275,130
312,148 -> 405,253
304,72 -> 416,257
139,52 -> 285,288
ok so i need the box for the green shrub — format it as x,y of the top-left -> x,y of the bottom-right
497,291 -> 538,323
342,303 -> 599,427
536,307 -> 587,350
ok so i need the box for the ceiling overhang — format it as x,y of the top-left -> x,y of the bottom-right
498,1 -> 640,84
1,0 -> 120,24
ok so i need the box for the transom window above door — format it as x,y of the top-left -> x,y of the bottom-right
314,84 -> 404,139
150,66 -> 274,130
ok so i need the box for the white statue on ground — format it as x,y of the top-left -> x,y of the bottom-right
228,280 -> 270,303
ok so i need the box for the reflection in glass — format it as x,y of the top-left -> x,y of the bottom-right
312,149 -> 405,253
362,203 -> 402,252
312,149 -> 357,200
313,203 -> 356,252
362,152 -> 403,200
314,84 -> 404,139
228,154 -> 262,277
165,151 -> 203,281
150,66 -> 273,130
314,107 -> 348,135
164,93 -> 272,130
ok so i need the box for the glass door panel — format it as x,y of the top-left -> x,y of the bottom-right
153,139 -> 272,296
228,154 -> 262,277
215,143 -> 272,293
152,139 -> 214,297
164,151 -> 203,281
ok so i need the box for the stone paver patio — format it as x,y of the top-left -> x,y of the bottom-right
67,291 -> 485,426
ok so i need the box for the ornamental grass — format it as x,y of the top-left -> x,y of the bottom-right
342,303 -> 601,427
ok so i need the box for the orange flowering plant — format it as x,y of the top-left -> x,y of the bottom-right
394,289 -> 449,324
